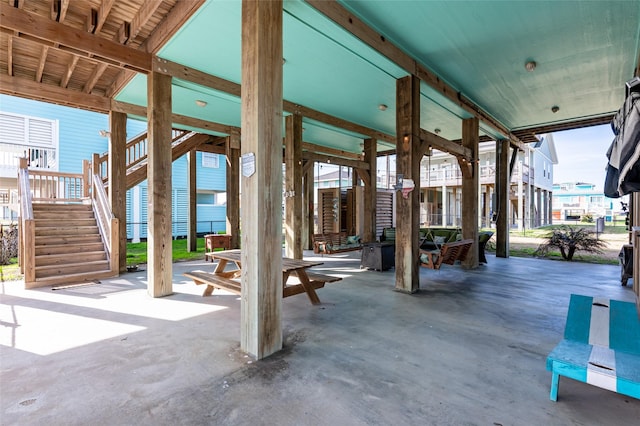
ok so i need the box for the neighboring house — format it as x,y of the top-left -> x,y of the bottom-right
552,182 -> 626,222
0,95 -> 227,238
418,134 -> 558,229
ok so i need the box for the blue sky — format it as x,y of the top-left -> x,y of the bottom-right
551,124 -> 615,190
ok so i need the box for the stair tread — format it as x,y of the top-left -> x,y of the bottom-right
36,259 -> 110,271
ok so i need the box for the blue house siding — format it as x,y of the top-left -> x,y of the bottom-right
1,95 -> 228,238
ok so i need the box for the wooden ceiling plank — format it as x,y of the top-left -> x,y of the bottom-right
306,1 -> 524,147
7,34 -> 12,76
107,0 -> 207,98
0,3 -> 151,73
35,45 -> 49,82
0,74 -> 111,112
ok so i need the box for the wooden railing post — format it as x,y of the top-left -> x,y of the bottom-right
83,159 -> 91,198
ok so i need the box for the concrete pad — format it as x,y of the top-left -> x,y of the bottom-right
1,254 -> 639,425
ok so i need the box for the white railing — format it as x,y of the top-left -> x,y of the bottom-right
95,129 -> 188,183
91,172 -> 118,272
17,158 -> 34,282
0,143 -> 57,177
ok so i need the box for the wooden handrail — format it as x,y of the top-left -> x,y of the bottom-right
96,129 -> 189,183
92,173 -> 114,257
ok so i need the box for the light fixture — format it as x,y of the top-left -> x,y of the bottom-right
551,105 -> 560,113
525,60 -> 537,72
378,104 -> 388,111
434,128 -> 441,134
195,100 -> 207,107
98,130 -> 110,137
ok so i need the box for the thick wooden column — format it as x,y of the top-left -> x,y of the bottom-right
147,71 -> 173,298
285,114 -> 303,259
495,139 -> 509,258
240,0 -> 283,359
225,134 -> 240,249
362,138 -> 377,243
459,117 -> 479,268
395,75 -> 421,293
108,111 -> 127,273
187,149 -> 197,252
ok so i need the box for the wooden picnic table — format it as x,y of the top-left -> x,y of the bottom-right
185,249 -> 341,305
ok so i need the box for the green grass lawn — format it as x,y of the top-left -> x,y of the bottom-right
126,237 -> 208,266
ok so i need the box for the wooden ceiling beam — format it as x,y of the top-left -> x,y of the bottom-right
111,100 -> 241,136
95,0 -> 115,34
107,0 -> 207,97
0,3 -> 151,73
302,151 -> 369,170
35,46 -> 48,82
60,56 -> 78,88
302,142 -> 361,160
50,0 -> 70,22
152,56 -> 395,143
419,128 -> 472,160
306,1 -> 524,148
129,0 -> 162,43
84,63 -> 108,93
7,35 -> 12,76
0,74 -> 111,112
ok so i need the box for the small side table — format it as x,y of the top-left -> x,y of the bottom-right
361,242 -> 395,271
204,234 -> 232,261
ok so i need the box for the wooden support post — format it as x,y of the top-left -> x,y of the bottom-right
395,75 -> 421,293
147,70 -> 173,298
459,117 -> 479,268
187,149 -> 197,252
225,134 -> 240,249
303,160 -> 314,250
240,0 -> 283,359
363,138 -> 377,243
285,114 -> 303,259
109,110 -> 127,273
496,139 -> 509,258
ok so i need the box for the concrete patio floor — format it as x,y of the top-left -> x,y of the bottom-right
1,252 -> 639,425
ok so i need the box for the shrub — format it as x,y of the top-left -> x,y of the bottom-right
581,214 -> 594,223
535,225 -> 605,261
0,224 -> 18,265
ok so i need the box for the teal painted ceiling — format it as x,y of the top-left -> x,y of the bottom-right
115,0 -> 640,154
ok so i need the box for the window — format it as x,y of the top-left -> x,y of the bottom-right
202,153 -> 219,168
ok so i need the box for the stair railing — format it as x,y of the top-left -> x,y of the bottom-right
90,167 -> 119,274
95,129 -> 189,183
17,158 -> 35,283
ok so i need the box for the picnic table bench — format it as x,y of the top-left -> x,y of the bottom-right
184,250 -> 342,304
418,239 -> 474,270
546,294 -> 640,401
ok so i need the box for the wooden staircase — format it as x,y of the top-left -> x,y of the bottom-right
96,130 -> 214,190
31,202 -> 115,286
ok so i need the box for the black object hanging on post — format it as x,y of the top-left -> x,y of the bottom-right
604,78 -> 640,198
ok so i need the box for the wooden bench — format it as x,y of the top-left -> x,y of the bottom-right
546,294 -> 640,401
418,239 -> 474,270
312,232 -> 362,254
184,271 -> 241,297
184,270 -> 342,299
